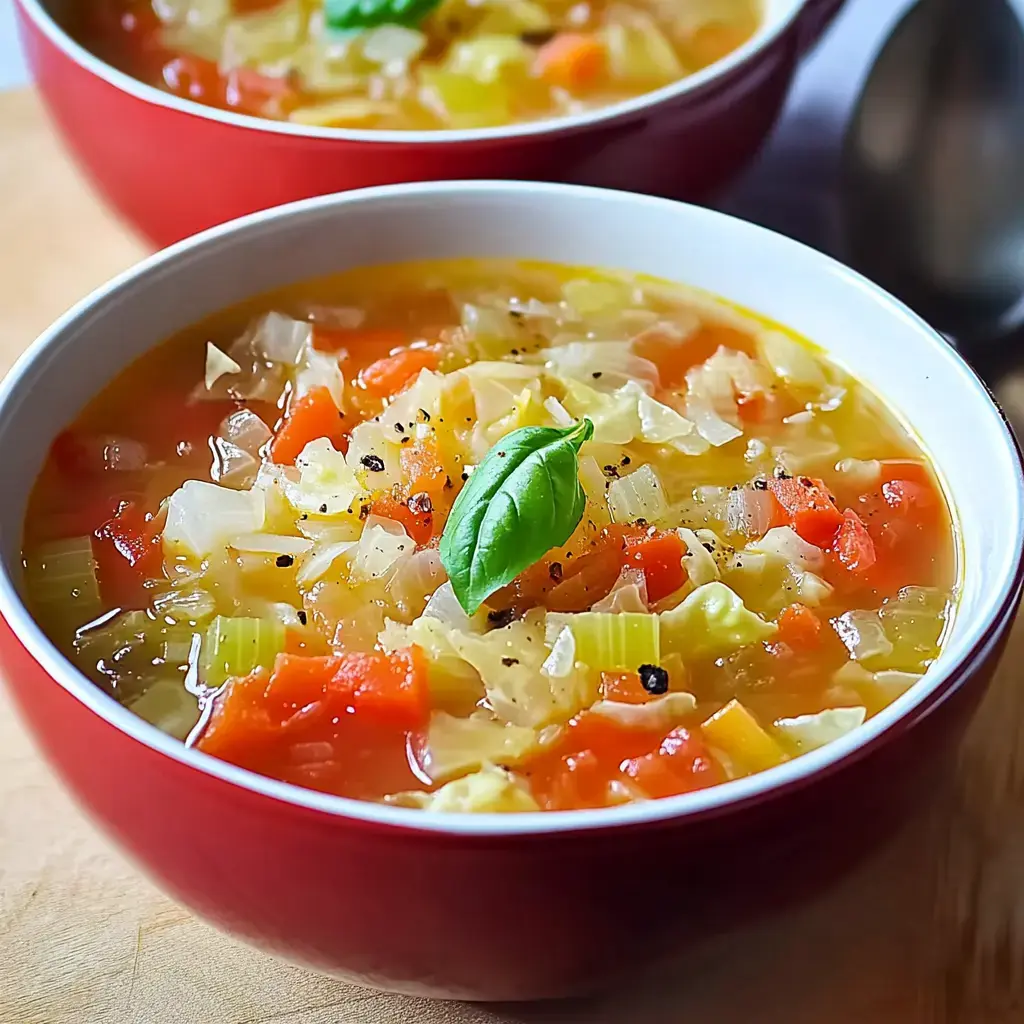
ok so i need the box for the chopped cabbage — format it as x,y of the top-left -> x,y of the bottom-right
835,457 -> 882,489
297,539 -> 358,584
405,764 -> 539,813
346,420 -> 403,491
747,526 -> 826,573
280,438 -> 364,515
422,712 -> 538,782
758,330 -> 827,391
350,516 -> 413,582
661,581 -> 777,659
205,342 -> 241,390
591,691 -> 697,729
163,481 -> 266,559
773,706 -> 867,753
293,347 -> 344,408
422,580 -> 487,634
560,379 -> 640,445
450,617 -> 594,727
607,464 -> 670,525
378,369 -> 444,441
591,567 -> 648,613
251,311 -> 311,365
544,341 -> 659,391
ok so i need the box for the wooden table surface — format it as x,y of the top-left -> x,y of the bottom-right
3,86 -> 1024,1024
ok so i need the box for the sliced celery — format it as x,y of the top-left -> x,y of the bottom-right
127,679 -> 201,741
701,699 -> 787,777
24,537 -> 101,627
569,612 -> 660,672
201,615 -> 286,688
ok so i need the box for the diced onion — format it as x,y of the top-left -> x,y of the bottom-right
205,342 -> 241,390
220,409 -> 272,456
163,481 -> 265,558
297,539 -> 358,584
544,341 -> 659,391
251,312 -> 312,366
677,527 -> 721,586
835,457 -> 882,489
725,486 -> 774,538
210,437 -> 259,489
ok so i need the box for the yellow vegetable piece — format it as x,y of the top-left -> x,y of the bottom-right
701,699 -> 787,777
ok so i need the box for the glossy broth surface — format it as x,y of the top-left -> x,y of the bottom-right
23,259 -> 957,813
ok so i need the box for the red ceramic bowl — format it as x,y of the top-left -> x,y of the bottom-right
16,0 -> 845,247
1,182 -> 1021,1001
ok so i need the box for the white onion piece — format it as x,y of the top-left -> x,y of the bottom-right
387,547 -> 444,613
544,395 -> 575,427
252,312 -> 312,366
607,464 -> 669,525
833,610 -> 894,662
685,393 -> 742,447
350,516 -> 413,581
677,527 -> 721,585
205,342 -> 241,390
297,539 -> 358,584
220,408 -> 272,456
293,348 -> 344,408
423,580 -> 482,633
210,437 -> 259,489
748,526 -> 825,573
725,487 -> 774,538
229,533 -> 313,556
541,626 -> 576,678
592,567 -> 649,613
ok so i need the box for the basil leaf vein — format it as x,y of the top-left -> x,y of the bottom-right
440,418 -> 595,615
324,0 -> 441,31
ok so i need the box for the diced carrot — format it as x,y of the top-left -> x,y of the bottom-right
263,653 -> 342,719
370,494 -> 434,547
314,326 -> 411,358
776,603 -> 822,650
400,436 -> 448,496
620,726 -> 723,798
600,672 -> 651,704
768,475 -> 844,547
359,346 -> 441,399
197,668 -> 276,762
834,508 -> 877,573
540,750 -> 607,811
333,645 -> 429,728
544,547 -> 621,612
622,529 -> 686,603
269,385 -> 346,466
533,33 -> 606,91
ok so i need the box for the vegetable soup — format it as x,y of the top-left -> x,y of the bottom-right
74,0 -> 761,130
22,259 -> 957,814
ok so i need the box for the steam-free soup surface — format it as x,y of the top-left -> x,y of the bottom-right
75,1 -> 760,130
23,259 -> 956,813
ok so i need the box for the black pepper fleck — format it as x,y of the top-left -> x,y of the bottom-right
638,664 -> 669,695
297,610 -> 308,626
419,409 -> 431,422
276,554 -> 294,568
549,562 -> 563,582
592,371 -> 603,379
319,503 -> 328,514
753,479 -> 768,490
501,657 -> 520,667
394,423 -> 405,434
487,608 -> 515,628
621,456 -> 631,466
461,471 -> 469,481
360,454 -> 385,472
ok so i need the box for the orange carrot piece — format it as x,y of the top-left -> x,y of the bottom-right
370,494 -> 434,547
776,603 -> 822,650
400,436 -> 448,497
269,385 -> 346,466
834,508 -> 877,573
533,33 -> 606,91
600,672 -> 652,705
359,346 -> 441,399
622,530 -> 686,603
767,476 -> 844,547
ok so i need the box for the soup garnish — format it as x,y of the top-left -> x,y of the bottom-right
22,260 -> 957,813
76,0 -> 761,130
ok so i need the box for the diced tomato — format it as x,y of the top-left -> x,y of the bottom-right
359,346 -> 442,399
768,475 -> 844,547
370,494 -> 434,547
620,727 -> 724,799
834,508 -> 876,573
269,385 -> 347,466
400,437 -> 448,497
599,672 -> 651,704
776,603 -> 821,650
93,502 -> 163,604
198,647 -> 430,799
621,529 -> 686,603
539,750 -> 608,810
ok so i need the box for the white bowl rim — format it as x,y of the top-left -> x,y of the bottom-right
1,179 -> 1021,838
18,0 -> 813,145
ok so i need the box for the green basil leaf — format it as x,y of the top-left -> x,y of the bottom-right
439,417 -> 595,615
324,0 -> 441,31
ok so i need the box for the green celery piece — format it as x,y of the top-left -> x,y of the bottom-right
201,615 -> 286,688
569,612 -> 660,672
24,537 -> 101,625
324,0 -> 441,31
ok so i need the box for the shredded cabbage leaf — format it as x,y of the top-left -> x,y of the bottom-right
661,581 -> 777,659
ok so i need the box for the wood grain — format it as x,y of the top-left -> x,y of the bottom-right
2,86 -> 1024,1024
